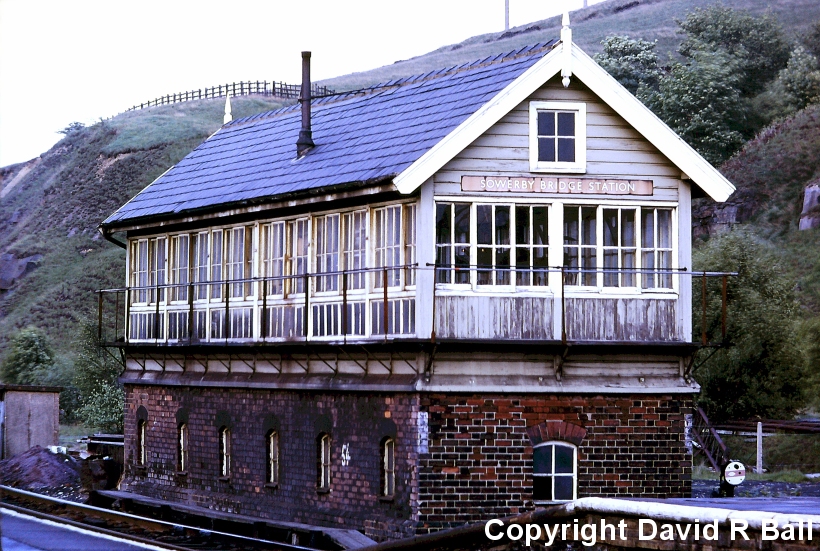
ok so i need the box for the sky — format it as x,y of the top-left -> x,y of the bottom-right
0,0 -> 603,167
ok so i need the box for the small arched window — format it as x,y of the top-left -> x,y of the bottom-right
533,441 -> 576,502
177,423 -> 188,472
381,437 -> 395,498
317,433 -> 331,491
266,430 -> 280,485
136,419 -> 147,466
219,426 -> 231,478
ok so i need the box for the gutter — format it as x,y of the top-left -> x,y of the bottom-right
99,226 -> 126,249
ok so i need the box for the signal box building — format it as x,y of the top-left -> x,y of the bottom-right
99,22 -> 734,541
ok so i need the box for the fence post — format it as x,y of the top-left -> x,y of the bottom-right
756,422 -> 764,474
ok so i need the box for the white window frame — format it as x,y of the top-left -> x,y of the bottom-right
266,430 -> 280,486
532,441 -> 577,503
529,101 -> 587,173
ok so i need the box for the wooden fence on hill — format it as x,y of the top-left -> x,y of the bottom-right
126,81 -> 336,112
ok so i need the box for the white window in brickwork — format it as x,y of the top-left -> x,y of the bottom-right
219,426 -> 231,478
317,433 -> 331,491
529,101 -> 586,173
381,437 -> 395,498
177,423 -> 188,473
137,419 -> 147,467
533,442 -> 576,502
266,430 -> 280,486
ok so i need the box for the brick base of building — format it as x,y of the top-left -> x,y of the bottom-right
122,384 -> 692,540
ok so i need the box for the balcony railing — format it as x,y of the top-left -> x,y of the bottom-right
96,265 -> 734,346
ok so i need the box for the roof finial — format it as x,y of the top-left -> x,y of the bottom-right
224,94 -> 232,124
561,11 -> 572,88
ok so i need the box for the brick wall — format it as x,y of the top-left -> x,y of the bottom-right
122,387 -> 692,539
417,394 -> 693,532
122,385 -> 421,541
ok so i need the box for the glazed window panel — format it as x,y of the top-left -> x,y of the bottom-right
476,204 -> 511,286
515,205 -> 549,286
147,237 -> 166,303
318,433 -> 331,491
177,423 -> 188,472
404,204 -> 417,286
266,431 -> 280,485
435,202 -> 471,284
533,442 -> 576,502
288,219 -> 309,294
342,210 -> 367,290
382,437 -> 396,498
225,227 -> 253,298
642,208 -> 674,289
170,235 -> 189,302
374,205 -> 402,288
261,222 -> 286,295
315,214 -> 340,292
137,419 -> 147,466
192,232 -> 209,300
602,208 -> 637,288
219,426 -> 231,478
210,230 -> 224,299
563,206 -> 597,286
131,240 -> 149,303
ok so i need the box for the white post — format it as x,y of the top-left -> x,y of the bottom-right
756,421 -> 763,474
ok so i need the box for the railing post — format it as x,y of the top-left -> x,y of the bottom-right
561,266 -> 567,344
125,288 -> 130,342
701,272 -> 708,345
303,273 -> 310,340
383,267 -> 389,340
261,278 -> 268,342
114,291 -> 120,341
224,281 -> 230,343
188,281 -> 194,344
154,282 -> 161,343
721,275 -> 728,341
342,270 -> 348,342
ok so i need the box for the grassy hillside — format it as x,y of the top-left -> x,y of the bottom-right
0,97 -> 287,355
320,0 -> 820,91
2,0 -> 820,363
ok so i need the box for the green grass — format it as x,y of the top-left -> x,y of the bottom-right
59,423 -> 96,450
694,464 -> 811,482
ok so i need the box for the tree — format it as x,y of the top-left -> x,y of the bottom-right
593,35 -> 660,95
778,46 -> 820,112
0,327 -> 55,385
57,122 -> 86,136
678,6 -> 790,98
693,230 -> 807,422
639,49 -> 746,166
73,320 -> 124,432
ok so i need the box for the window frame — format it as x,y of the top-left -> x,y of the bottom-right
529,101 -> 587,173
265,430 -> 280,487
532,441 -> 577,504
136,419 -> 147,467
317,433 -> 331,492
218,426 -> 231,479
381,437 -> 396,499
177,423 -> 188,473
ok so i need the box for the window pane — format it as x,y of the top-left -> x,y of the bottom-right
533,445 -> 552,473
537,111 -> 555,136
581,207 -> 596,246
455,245 -> 470,284
533,207 -> 548,246
516,248 -> 531,286
563,207 -> 579,245
603,209 -> 618,247
555,445 -> 574,473
538,138 -> 555,162
604,249 -> 618,287
435,204 -> 451,244
557,138 -> 575,162
477,205 -> 492,245
582,247 -> 596,286
496,248 -> 510,285
622,249 -> 636,287
533,476 -> 552,501
477,247 -> 492,285
642,209 -> 655,248
622,210 -> 636,247
557,112 -> 575,136
516,206 -> 530,245
533,247 -> 549,286
658,209 -> 672,248
495,206 -> 510,245
554,475 -> 574,500
454,204 -> 470,244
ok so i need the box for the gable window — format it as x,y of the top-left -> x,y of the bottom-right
529,101 -> 586,173
563,205 -> 675,290
381,437 -> 396,498
177,423 -> 188,473
317,433 -> 331,491
219,426 -> 231,478
266,430 -> 280,486
533,442 -> 576,502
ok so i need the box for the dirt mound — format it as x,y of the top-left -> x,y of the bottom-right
0,445 -> 80,491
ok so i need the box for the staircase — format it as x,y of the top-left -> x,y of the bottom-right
691,406 -> 729,472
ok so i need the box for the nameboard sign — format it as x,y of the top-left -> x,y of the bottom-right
461,176 -> 653,195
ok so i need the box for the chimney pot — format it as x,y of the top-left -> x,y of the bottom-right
296,51 -> 315,157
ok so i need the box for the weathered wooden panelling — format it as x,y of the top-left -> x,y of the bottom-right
434,295 -> 553,339
564,297 -> 680,341
435,75 -> 681,201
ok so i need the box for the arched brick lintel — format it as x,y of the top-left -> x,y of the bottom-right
526,420 -> 587,447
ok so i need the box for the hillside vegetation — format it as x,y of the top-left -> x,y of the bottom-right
1,0 -> 819,424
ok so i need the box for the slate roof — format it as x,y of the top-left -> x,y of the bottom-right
102,42 -> 558,228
